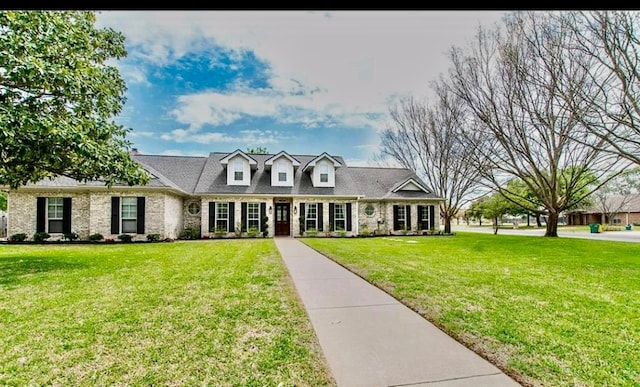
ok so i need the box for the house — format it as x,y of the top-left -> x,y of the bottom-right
3,149 -> 443,240
566,194 -> 640,226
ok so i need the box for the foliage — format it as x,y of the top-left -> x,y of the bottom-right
304,228 -> 318,237
117,234 -> 133,242
247,226 -> 260,238
8,232 -> 26,242
179,227 -> 200,240
213,227 -> 226,237
32,231 -> 50,242
63,232 -> 79,241
0,191 -> 6,211
246,147 -> 268,154
88,233 -> 104,241
146,233 -> 161,242
0,11 -> 150,188
261,216 -> 269,236
359,224 -> 372,237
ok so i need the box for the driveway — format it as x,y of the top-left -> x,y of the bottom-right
452,224 -> 640,243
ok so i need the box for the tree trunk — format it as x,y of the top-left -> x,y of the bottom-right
493,217 -> 499,235
444,216 -> 452,234
527,214 -> 530,227
536,214 -> 542,227
545,211 -> 559,237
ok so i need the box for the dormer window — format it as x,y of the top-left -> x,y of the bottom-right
234,160 -> 243,181
278,161 -> 287,182
320,163 -> 329,183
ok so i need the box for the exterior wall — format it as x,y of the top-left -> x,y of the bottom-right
90,191 -> 165,241
358,200 -> 442,236
164,193 -> 183,239
226,155 -> 251,186
7,191 -> 91,240
270,158 -> 294,187
292,197 -> 357,237
569,211 -> 640,226
201,196 -> 274,237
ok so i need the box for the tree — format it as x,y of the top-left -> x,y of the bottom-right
0,11 -> 149,189
482,192 -> 514,235
246,147 -> 268,154
378,82 -> 486,234
565,11 -> 640,166
447,11 -> 630,237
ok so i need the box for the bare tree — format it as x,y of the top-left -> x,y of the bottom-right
377,82 -> 486,234
565,11 -> 640,165
446,11 -> 630,237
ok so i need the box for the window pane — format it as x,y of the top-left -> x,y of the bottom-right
188,202 -> 200,215
335,204 -> 344,219
365,205 -> 374,216
397,206 -> 405,221
335,220 -> 345,230
279,172 -> 286,181
248,203 -> 260,228
235,171 -> 243,180
48,197 -> 64,219
306,204 -> 316,219
48,220 -> 63,233
421,206 -> 429,220
122,220 -> 137,233
320,173 -> 328,183
122,197 -> 137,219
217,203 -> 228,219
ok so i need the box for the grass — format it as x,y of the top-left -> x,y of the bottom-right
0,240 -> 334,386
302,233 -> 640,387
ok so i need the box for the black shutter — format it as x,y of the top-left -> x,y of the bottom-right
317,203 -> 323,231
241,202 -> 247,232
429,205 -> 435,230
36,197 -> 46,232
299,203 -> 305,232
62,197 -> 72,234
406,205 -> 411,231
260,202 -> 266,232
346,203 -> 352,231
111,197 -> 120,234
393,205 -> 400,231
209,202 -> 215,232
137,197 -> 145,234
329,203 -> 335,231
228,202 -> 235,232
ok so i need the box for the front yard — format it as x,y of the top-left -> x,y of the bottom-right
0,240 -> 334,386
303,233 -> 640,387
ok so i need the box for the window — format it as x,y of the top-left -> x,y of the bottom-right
305,203 -> 317,231
121,197 -> 138,233
248,203 -> 260,229
334,203 -> 346,230
320,163 -> 329,183
420,205 -> 430,230
397,205 -> 406,229
613,216 -> 622,224
47,197 -> 64,233
278,161 -> 287,182
234,160 -> 243,181
188,202 -> 201,215
216,202 -> 228,230
365,205 -> 374,217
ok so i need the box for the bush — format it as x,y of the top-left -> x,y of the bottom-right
146,233 -> 161,242
117,234 -> 133,242
9,233 -> 27,242
33,232 -> 50,242
305,228 -> 318,237
213,227 -> 226,238
180,227 -> 200,240
247,226 -> 260,238
63,232 -> 79,241
88,233 -> 104,241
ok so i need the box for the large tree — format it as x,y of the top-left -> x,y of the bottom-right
0,11 -> 149,189
378,83 -> 486,234
447,11 -> 630,237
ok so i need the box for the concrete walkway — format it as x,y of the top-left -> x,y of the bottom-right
274,237 -> 521,387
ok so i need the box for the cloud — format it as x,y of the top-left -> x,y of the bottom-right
160,128 -> 281,145
159,149 -> 209,157
97,11 -> 506,131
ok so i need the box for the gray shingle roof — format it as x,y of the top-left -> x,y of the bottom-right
17,151 -> 440,200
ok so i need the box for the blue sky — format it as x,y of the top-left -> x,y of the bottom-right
96,10 -> 506,166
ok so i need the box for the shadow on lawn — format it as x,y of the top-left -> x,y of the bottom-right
0,255 -> 86,286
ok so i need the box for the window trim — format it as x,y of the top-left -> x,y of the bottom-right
278,160 -> 287,182
234,160 -> 244,181
187,201 -> 201,215
319,163 -> 329,183
364,205 -> 375,217
397,205 -> 407,229
47,197 -> 64,233
420,205 -> 429,229
216,202 -> 229,231
334,203 -> 346,230
121,197 -> 138,234
305,203 -> 318,231
247,202 -> 260,230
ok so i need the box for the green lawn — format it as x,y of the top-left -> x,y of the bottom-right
0,240 -> 334,386
302,233 -> 640,387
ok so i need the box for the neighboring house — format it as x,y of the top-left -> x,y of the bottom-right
4,149 -> 444,240
567,194 -> 640,226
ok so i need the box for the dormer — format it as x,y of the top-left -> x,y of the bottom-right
303,152 -> 342,188
220,149 -> 258,186
392,177 -> 431,193
265,151 -> 300,187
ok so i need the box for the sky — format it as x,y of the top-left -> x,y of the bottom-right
96,10 -> 507,166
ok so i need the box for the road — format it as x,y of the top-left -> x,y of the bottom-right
451,224 -> 640,243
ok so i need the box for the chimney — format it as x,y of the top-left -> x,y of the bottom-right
131,148 -> 139,155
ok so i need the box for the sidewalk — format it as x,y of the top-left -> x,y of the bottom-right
274,238 -> 521,387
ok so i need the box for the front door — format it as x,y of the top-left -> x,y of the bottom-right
275,203 -> 290,236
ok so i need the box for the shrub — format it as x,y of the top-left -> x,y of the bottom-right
88,233 -> 104,241
213,227 -> 227,238
180,227 -> 200,240
146,233 -> 162,242
63,232 -> 79,241
247,226 -> 260,238
305,228 -> 318,237
9,233 -> 27,242
336,227 -> 347,238
117,234 -> 133,242
359,224 -> 371,237
33,232 -> 50,242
